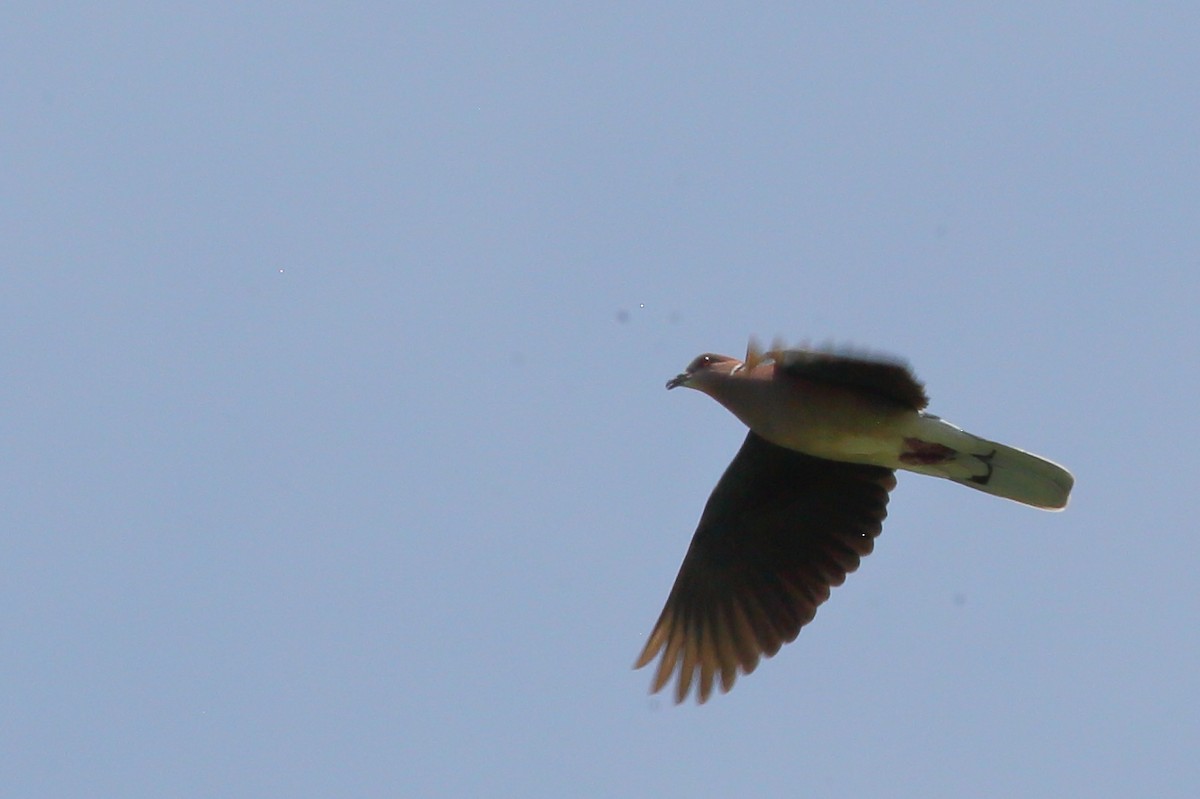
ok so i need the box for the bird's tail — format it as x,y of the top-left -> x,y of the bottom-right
900,415 -> 1073,510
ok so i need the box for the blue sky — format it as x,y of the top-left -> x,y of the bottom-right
3,4 -> 1198,797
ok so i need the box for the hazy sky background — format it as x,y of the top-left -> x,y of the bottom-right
3,4 -> 1198,797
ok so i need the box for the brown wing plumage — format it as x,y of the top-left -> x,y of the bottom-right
773,347 -> 928,411
635,432 -> 896,703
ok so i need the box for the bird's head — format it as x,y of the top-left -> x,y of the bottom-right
665,353 -> 745,391
667,338 -> 778,392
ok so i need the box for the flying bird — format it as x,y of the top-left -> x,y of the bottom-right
636,340 -> 1073,704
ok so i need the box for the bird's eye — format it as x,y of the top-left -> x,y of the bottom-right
687,354 -> 715,372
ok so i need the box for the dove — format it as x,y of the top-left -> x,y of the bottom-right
637,341 -> 1073,703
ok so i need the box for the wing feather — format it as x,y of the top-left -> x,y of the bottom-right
636,432 -> 894,703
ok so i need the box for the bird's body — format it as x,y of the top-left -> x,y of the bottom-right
638,342 -> 1073,704
709,367 -> 915,464
673,345 -> 1072,508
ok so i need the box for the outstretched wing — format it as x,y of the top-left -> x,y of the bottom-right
635,432 -> 896,703
773,347 -> 928,411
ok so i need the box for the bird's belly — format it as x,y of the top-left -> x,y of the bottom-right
750,391 -> 912,466
766,426 -> 901,464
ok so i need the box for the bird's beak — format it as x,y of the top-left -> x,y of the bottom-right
666,372 -> 690,390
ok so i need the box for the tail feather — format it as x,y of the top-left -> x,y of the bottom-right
905,416 -> 1074,510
